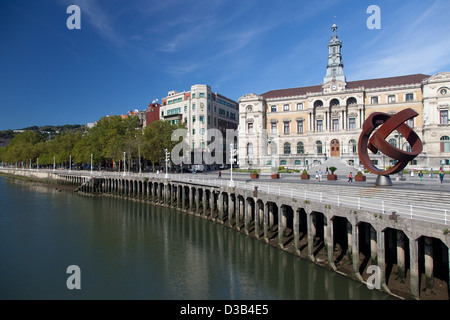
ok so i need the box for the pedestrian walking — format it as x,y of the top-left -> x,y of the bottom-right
318,169 -> 323,182
418,171 -> 423,182
439,169 -> 445,183
348,171 -> 353,183
430,168 -> 434,178
218,171 -> 222,179
315,171 -> 318,180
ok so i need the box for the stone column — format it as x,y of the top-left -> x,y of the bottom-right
269,202 -> 275,229
218,192 -> 224,222
188,187 -> 193,214
209,189 -> 215,219
263,202 -> 269,243
347,221 -> 352,256
196,189 -> 200,215
409,238 -> 420,299
255,200 -> 262,239
327,216 -> 335,269
307,211 -> 315,261
294,208 -> 299,254
352,222 -> 360,278
182,186 -> 186,211
278,205 -> 285,249
244,197 -> 249,234
228,193 -> 234,227
376,227 -> 386,290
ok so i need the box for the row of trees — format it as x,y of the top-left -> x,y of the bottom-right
0,116 -> 184,172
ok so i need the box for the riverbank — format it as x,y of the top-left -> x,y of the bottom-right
3,170 -> 449,300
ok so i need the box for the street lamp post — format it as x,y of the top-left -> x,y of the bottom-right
90,154 -> 93,175
165,148 -> 170,179
123,152 -> 126,176
229,143 -> 236,187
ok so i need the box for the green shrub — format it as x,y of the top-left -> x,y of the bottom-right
329,166 -> 337,174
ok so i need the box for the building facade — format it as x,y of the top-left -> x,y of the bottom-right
238,23 -> 450,171
160,84 -> 239,168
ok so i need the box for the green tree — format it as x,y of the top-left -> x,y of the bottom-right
142,120 -> 184,172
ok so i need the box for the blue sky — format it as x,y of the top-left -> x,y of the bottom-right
1,0 -> 450,130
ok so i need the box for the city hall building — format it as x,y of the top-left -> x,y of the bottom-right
238,22 -> 450,171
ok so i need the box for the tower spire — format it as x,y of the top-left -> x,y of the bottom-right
323,18 -> 346,86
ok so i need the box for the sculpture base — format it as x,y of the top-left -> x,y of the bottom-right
375,175 -> 393,186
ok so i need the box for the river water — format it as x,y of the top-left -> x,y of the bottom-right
0,176 -> 393,300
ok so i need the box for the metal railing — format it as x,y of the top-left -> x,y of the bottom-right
1,167 -> 448,225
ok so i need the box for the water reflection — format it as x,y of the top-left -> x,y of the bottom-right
0,177 -> 393,299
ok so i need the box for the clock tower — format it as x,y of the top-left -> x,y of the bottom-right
323,19 -> 346,89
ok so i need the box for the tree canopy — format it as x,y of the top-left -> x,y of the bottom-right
0,117 -> 185,172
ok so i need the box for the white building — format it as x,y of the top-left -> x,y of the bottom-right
161,84 -> 239,168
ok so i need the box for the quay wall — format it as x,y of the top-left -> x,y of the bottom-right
1,168 -> 449,300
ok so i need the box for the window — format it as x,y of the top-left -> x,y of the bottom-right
405,118 -> 414,127
388,138 -> 397,148
371,96 -> 378,104
406,93 -> 414,101
332,119 -> 339,131
283,104 -> 290,111
192,93 -> 196,99
330,99 -> 339,107
199,116 -> 205,123
192,129 -> 195,134
283,121 -> 290,134
388,95 -> 396,103
314,100 -> 323,108
199,93 -> 205,98
402,142 -> 411,152
315,141 -> 323,154
295,160 -> 301,165
440,110 -> 449,124
316,120 -> 323,132
248,123 -> 254,134
184,105 -> 187,111
270,122 -> 277,134
271,105 -> 277,112
349,139 -> 357,154
201,141 -> 205,149
349,118 -> 356,130
297,120 -> 303,133
280,160 -> 287,166
284,142 -> 291,155
192,116 -> 196,122
441,136 -> 450,152
200,128 -> 205,135
296,103 -> 303,110
297,141 -> 304,154
192,103 -> 196,110
247,143 -> 253,155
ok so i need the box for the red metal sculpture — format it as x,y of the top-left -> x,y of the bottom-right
358,108 -> 423,176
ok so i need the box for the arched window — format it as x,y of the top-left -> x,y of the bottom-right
388,138 -> 397,148
315,140 -> 323,154
284,142 -> 291,155
346,97 -> 357,106
348,139 -> 357,154
247,143 -> 253,156
402,142 -> 411,152
297,141 -> 304,154
295,160 -> 301,165
441,136 -> 450,152
314,100 -> 323,108
330,98 -> 340,108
